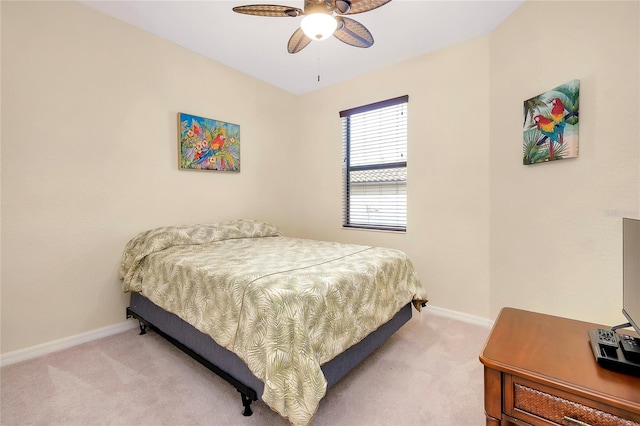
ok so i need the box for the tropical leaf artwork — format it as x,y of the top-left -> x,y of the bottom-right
523,79 -> 579,165
178,112 -> 240,171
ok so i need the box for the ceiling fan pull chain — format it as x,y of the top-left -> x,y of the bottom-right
318,56 -> 321,82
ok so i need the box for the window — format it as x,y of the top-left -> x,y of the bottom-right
340,95 -> 408,232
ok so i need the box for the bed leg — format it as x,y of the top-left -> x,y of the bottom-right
126,308 -> 148,335
239,392 -> 253,416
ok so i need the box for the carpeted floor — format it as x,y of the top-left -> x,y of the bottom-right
1,308 -> 490,425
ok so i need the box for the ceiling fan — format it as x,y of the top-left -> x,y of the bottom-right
232,0 -> 391,54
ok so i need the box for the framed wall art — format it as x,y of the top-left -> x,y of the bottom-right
178,112 -> 240,171
523,79 -> 580,165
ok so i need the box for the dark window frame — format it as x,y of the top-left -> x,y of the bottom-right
340,95 -> 409,232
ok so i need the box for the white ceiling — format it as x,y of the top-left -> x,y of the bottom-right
80,0 -> 524,95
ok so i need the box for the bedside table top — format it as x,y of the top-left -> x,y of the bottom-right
480,307 -> 640,412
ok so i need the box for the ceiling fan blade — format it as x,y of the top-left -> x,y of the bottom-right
288,27 -> 312,54
333,17 -> 373,48
331,0 -> 391,15
232,4 -> 303,17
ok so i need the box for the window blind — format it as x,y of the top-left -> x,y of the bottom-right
340,95 -> 408,231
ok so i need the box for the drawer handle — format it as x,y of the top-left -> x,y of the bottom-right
563,416 -> 592,426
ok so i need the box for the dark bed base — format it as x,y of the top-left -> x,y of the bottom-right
126,292 -> 413,417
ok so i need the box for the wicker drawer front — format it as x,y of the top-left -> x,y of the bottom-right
513,383 -> 639,426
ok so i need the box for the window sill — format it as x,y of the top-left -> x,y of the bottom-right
342,225 -> 406,234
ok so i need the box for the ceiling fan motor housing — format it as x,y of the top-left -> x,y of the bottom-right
304,0 -> 334,15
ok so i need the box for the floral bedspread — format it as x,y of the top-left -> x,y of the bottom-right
119,219 -> 427,425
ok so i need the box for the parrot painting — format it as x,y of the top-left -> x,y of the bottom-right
522,80 -> 580,165
178,113 -> 240,171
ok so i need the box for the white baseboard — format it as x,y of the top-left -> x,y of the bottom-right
0,321 -> 137,367
1,306 -> 492,367
426,304 -> 494,329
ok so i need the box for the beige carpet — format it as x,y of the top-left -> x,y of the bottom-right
1,309 -> 490,426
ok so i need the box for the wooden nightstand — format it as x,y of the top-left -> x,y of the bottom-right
479,307 -> 640,425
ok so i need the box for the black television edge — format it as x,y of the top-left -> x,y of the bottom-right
618,217 -> 640,336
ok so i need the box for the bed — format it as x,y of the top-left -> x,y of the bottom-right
119,219 -> 428,425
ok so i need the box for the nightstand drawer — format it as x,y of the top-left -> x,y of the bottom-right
504,376 -> 640,426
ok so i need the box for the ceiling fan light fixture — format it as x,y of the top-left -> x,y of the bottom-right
300,13 -> 337,41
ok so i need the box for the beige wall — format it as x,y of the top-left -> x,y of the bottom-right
1,1 -> 300,353
489,0 -> 639,324
2,0 -> 639,355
